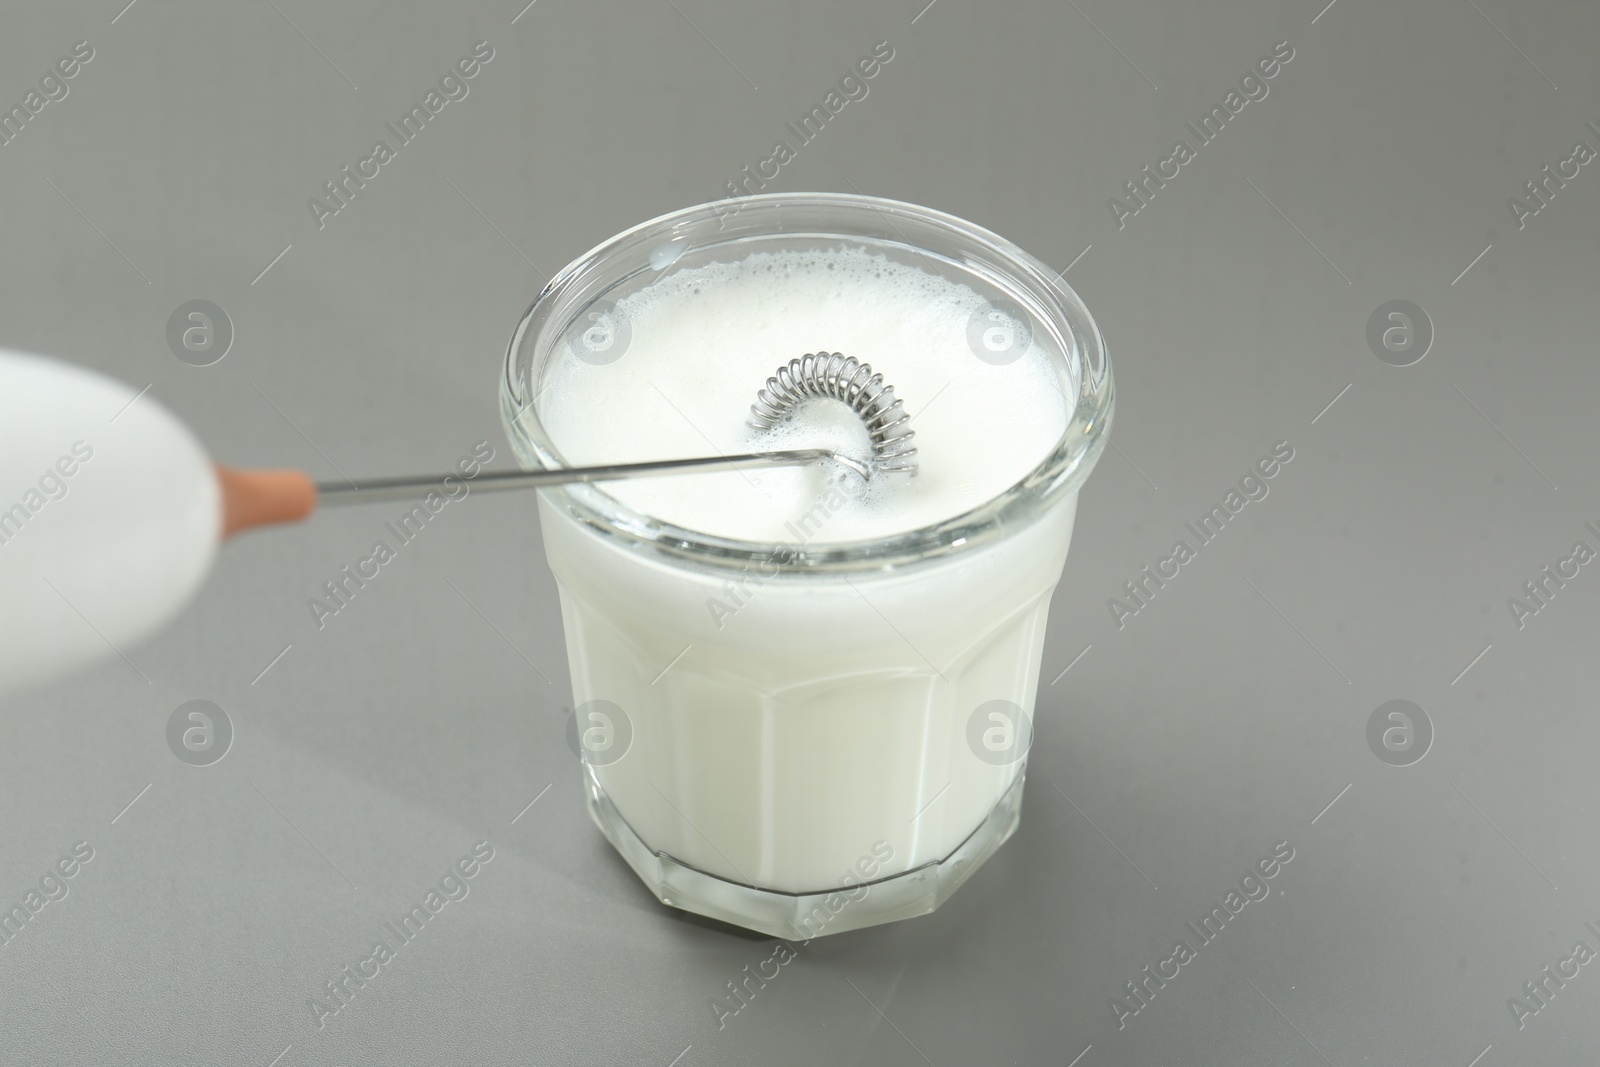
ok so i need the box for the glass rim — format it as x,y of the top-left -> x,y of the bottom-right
499,191 -> 1114,574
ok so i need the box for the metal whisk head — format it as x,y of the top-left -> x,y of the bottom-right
748,352 -> 918,478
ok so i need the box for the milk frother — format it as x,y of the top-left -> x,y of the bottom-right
0,348 -> 916,696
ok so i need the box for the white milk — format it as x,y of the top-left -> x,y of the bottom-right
538,246 -> 1077,894
541,247 -> 1070,542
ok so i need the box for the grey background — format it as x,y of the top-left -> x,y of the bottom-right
2,0 -> 1597,1063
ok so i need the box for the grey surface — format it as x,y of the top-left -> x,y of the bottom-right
2,0 -> 1598,1063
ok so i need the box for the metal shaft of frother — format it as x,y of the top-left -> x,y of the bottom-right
318,352 -> 914,507
314,448 -> 868,507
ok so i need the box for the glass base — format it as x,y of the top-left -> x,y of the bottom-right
583,766 -> 1027,939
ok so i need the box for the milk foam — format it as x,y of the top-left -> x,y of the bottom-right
541,246 -> 1071,542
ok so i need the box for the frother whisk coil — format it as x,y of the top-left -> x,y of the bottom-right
748,353 -> 918,477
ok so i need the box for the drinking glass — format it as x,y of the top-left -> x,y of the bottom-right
501,193 -> 1113,938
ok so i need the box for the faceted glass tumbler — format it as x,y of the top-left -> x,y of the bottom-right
501,193 -> 1113,938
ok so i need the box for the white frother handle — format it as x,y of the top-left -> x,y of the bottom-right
0,349 -> 220,699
